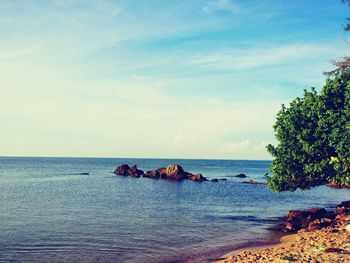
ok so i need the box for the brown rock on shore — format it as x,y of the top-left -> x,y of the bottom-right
215,200 -> 350,263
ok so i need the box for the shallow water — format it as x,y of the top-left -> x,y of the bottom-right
1,157 -> 350,263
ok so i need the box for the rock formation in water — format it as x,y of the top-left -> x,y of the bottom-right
114,164 -> 144,177
114,164 -> 207,182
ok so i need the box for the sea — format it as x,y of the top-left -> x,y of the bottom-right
1,157 -> 350,263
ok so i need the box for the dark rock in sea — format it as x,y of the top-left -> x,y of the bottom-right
211,178 -> 219,182
116,163 -> 207,182
114,164 -> 130,176
114,164 -> 144,177
189,173 -> 207,182
80,172 -> 89,175
157,167 -> 167,179
242,180 -> 266,185
234,173 -> 247,178
165,164 -> 186,180
219,178 -> 227,181
129,165 -> 144,177
144,170 -> 160,179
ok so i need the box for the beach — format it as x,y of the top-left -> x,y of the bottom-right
214,220 -> 350,262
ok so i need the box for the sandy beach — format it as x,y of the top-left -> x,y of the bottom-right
214,222 -> 350,263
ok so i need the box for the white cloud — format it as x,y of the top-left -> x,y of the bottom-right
173,133 -> 185,146
189,43 -> 335,70
222,139 -> 251,153
202,0 -> 240,14
0,42 -> 46,60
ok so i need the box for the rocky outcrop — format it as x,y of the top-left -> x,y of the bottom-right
144,170 -> 160,179
189,173 -> 207,182
281,201 -> 350,233
114,164 -> 208,182
114,164 -> 144,177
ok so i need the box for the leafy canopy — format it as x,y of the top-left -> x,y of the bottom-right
266,71 -> 350,191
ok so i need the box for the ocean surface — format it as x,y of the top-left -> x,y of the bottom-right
1,157 -> 350,263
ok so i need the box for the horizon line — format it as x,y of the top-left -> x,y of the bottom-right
0,155 -> 272,162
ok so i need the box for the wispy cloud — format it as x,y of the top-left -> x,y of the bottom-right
189,43 -> 335,70
0,42 -> 46,60
202,0 -> 240,14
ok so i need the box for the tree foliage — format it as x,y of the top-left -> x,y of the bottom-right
266,71 -> 350,191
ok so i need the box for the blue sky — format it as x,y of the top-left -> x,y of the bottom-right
0,0 -> 348,159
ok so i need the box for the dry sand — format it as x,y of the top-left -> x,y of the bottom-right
214,222 -> 350,263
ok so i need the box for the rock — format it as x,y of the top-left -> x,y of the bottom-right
115,163 -> 207,183
242,180 -> 266,185
165,164 -> 185,180
219,178 -> 227,181
144,170 -> 160,179
335,213 -> 350,222
114,164 -> 143,177
282,221 -> 296,232
128,165 -> 144,177
306,208 -> 327,220
211,178 -> 219,182
157,167 -> 167,178
327,182 -> 350,189
165,164 -> 189,181
189,173 -> 206,182
114,164 -> 130,176
336,200 -> 350,214
307,218 -> 332,231
327,182 -> 342,188
283,208 -> 334,232
234,173 -> 247,178
80,172 -> 89,175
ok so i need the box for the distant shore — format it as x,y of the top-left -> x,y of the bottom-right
213,219 -> 350,262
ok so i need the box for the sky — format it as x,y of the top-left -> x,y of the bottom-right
0,0 -> 349,159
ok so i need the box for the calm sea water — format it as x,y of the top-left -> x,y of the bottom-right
1,157 -> 350,263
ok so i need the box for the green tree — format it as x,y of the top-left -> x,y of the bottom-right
266,71 -> 350,191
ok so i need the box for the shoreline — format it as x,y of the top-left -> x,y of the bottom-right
212,201 -> 350,262
213,233 -> 296,263
212,223 -> 350,263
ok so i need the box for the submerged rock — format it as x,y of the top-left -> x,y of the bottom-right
234,173 -> 247,178
242,180 -> 266,185
210,178 -> 219,182
189,173 -> 207,182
